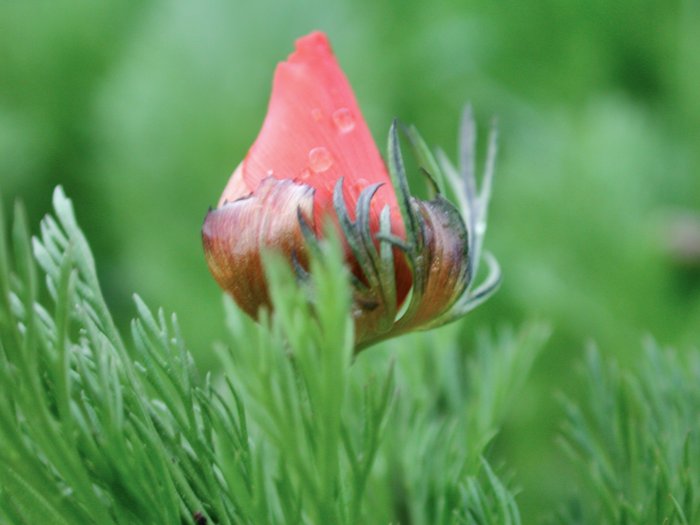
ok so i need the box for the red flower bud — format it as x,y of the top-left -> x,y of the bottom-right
203,31 -> 501,350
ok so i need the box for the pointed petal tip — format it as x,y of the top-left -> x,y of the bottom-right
290,31 -> 333,63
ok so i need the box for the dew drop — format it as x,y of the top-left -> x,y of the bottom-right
299,168 -> 311,181
475,221 -> 486,235
308,147 -> 333,173
311,108 -> 323,121
266,169 -> 274,177
332,108 -> 355,133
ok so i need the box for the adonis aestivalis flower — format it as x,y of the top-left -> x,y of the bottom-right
202,31 -> 500,350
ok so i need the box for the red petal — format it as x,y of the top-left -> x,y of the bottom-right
236,31 -> 411,305
243,32 -> 401,232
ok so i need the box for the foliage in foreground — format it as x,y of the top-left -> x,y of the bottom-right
0,189 -> 698,524
0,188 -> 541,524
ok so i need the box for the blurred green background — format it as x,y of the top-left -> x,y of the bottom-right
2,0 -> 699,520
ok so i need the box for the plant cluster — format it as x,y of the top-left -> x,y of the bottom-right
1,189 -> 698,524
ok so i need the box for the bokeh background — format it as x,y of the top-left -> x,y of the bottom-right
2,0 -> 699,520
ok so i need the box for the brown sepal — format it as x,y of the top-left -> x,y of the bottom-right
353,195 -> 470,349
202,178 -> 315,318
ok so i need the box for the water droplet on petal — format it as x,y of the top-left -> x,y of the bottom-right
299,169 -> 311,181
266,169 -> 274,177
308,147 -> 333,173
311,108 -> 323,121
332,108 -> 355,133
475,221 -> 486,235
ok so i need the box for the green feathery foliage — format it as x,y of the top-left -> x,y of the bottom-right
555,344 -> 700,524
2,185 -> 700,525
0,187 -> 544,524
